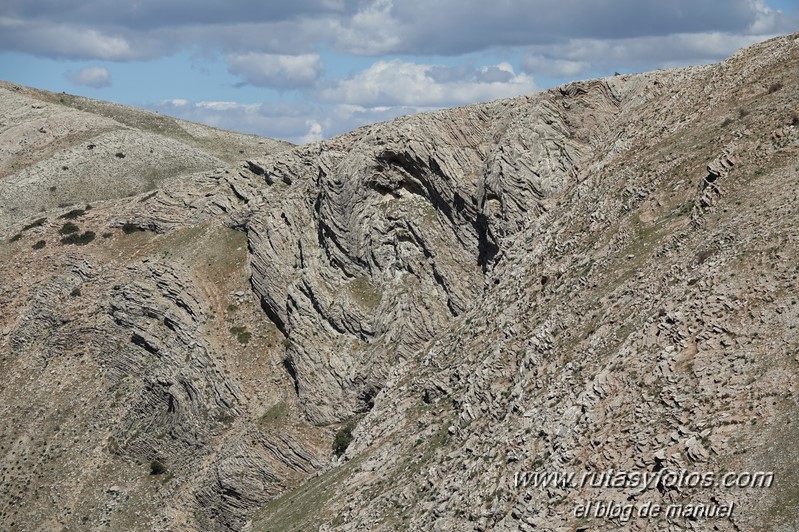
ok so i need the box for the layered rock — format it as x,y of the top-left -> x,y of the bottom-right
246,83 -> 622,425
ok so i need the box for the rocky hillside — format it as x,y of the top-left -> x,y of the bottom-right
1,33 -> 798,531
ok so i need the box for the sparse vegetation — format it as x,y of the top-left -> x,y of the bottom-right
259,402 -> 289,425
32,240 -> 46,250
115,152 -> 126,159
230,325 -> 252,345
149,460 -> 166,475
22,218 -> 47,231
70,288 -> 81,297
59,208 -> 86,220
9,233 -> 22,242
121,223 -> 144,234
791,113 -> 799,126
767,81 -> 784,94
61,231 -> 96,245
333,418 -> 358,457
348,276 -> 382,309
59,222 -> 79,235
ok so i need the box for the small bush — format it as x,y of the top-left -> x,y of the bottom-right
149,460 -> 166,475
333,419 -> 358,457
9,233 -> 22,243
721,117 -> 734,128
695,248 -> 714,264
59,222 -> 79,235
102,232 -> 113,239
791,113 -> 799,127
738,107 -> 749,118
115,152 -> 126,159
767,81 -> 783,94
32,240 -> 46,250
121,223 -> 143,234
59,208 -> 86,220
22,218 -> 47,231
61,231 -> 95,246
229,326 -> 251,345
70,288 -> 81,297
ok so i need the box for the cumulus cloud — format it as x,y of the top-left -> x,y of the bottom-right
299,120 -> 325,144
520,56 -> 589,78
65,66 -> 112,88
523,31 -> 780,76
318,60 -> 539,107
148,98 -> 440,144
226,53 -> 323,88
2,0 -> 793,61
329,0 -> 402,55
0,17 -> 152,60
149,99 -> 326,144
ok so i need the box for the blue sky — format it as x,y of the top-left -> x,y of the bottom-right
2,1 -> 797,143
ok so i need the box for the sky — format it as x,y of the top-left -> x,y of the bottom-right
1,1 -> 798,144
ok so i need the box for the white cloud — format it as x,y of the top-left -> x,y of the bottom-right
4,0 -> 791,61
330,0 -> 402,55
65,66 -> 112,88
0,17 -> 153,60
147,97 -> 443,144
150,99 -> 322,144
747,0 -> 788,34
521,56 -> 589,78
226,52 -> 324,88
530,31 -> 779,73
299,120 -> 324,143
318,60 -> 539,107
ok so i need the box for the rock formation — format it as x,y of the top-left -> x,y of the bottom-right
1,34 -> 798,532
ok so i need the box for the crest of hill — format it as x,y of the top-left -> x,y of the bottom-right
0,80 -> 292,233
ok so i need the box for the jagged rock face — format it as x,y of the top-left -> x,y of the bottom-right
246,87 -> 619,425
0,86 -> 324,532
250,34 -> 799,532
105,261 -> 245,464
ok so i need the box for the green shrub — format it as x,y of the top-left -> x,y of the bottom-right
61,231 -> 96,246
59,222 -> 79,235
22,218 -> 47,231
229,326 -> 251,345
32,240 -> 46,250
59,209 -> 86,220
333,419 -> 358,457
9,234 -> 21,242
121,223 -> 143,234
149,460 -> 166,475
